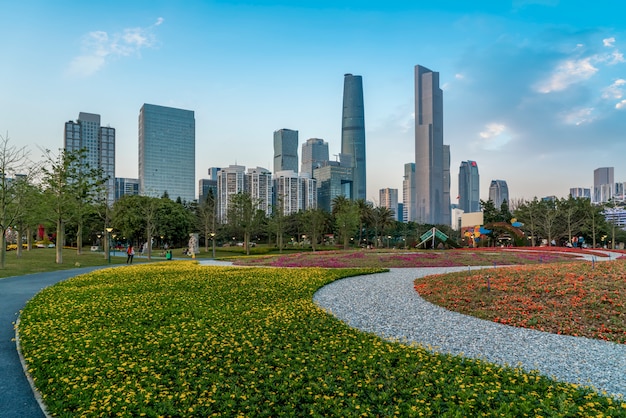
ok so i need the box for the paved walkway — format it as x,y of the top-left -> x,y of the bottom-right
0,267 -> 110,418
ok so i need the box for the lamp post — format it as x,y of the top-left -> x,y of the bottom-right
112,234 -> 117,256
106,227 -> 113,264
210,232 -> 216,258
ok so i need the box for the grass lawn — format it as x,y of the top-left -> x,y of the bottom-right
18,261 -> 626,416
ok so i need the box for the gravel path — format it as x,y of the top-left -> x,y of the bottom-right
313,266 -> 626,398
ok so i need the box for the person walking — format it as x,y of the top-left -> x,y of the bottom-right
126,244 -> 135,264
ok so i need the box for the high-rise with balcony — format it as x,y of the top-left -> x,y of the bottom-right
414,65 -> 450,225
138,104 -> 195,201
489,180 -> 510,208
341,73 -> 366,201
379,188 -> 399,220
64,112 -> 115,205
301,138 -> 329,178
458,160 -> 480,213
273,129 -> 299,173
217,164 -> 246,221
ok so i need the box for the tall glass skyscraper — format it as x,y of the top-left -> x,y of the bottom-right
273,129 -> 299,173
341,73 -> 366,201
301,138 -> 329,178
64,112 -> 115,205
458,160 -> 480,213
489,180 -> 510,208
138,104 -> 195,202
415,65 -> 450,225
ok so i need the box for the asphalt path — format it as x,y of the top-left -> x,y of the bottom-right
0,267 -> 107,418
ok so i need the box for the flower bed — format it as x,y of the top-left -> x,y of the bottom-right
19,262 -> 624,416
232,249 -> 579,268
415,259 -> 626,343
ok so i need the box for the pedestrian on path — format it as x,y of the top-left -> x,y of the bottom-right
126,244 -> 135,264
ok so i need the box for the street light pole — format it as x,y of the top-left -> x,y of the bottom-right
106,227 -> 113,264
211,232 -> 216,259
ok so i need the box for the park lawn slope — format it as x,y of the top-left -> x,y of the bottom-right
19,261 -> 624,416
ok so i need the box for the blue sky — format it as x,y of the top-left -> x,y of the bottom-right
1,0 -> 625,203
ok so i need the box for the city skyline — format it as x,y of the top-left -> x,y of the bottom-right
2,1 -> 625,203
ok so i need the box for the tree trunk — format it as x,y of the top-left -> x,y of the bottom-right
16,228 -> 23,258
76,223 -> 83,255
0,229 -> 6,269
56,219 -> 63,264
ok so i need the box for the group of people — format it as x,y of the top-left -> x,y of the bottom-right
125,244 -> 173,264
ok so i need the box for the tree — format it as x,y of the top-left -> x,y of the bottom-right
0,134 -> 36,268
355,199 -> 373,246
228,192 -> 258,255
514,198 -> 542,246
268,197 -> 287,253
197,190 -> 217,253
332,196 -> 359,249
371,206 -> 395,248
301,208 -> 329,251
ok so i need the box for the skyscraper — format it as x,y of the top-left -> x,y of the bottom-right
301,138 -> 329,178
490,180 -> 510,208
341,73 -> 366,201
414,65 -> 450,225
138,104 -> 195,201
458,161 -> 480,213
246,167 -> 273,216
273,129 -> 299,173
217,164 -> 246,221
402,162 -> 416,222
379,188 -> 399,220
64,112 -> 115,205
593,167 -> 614,203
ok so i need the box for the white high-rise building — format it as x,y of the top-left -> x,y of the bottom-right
402,163 -> 416,222
245,167 -> 273,216
217,165 -> 246,221
64,112 -> 116,205
379,188 -> 399,220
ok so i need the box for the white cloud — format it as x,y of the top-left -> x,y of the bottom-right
455,73 -> 464,79
534,57 -> 598,93
603,37 -> 616,47
616,100 -> 626,110
561,107 -> 595,125
602,79 -> 625,100
477,123 -> 511,150
67,20 -> 162,77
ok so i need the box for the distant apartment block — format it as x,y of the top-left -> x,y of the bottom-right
569,187 -> 591,200
246,167 -> 273,216
64,112 -> 115,205
217,165 -> 246,221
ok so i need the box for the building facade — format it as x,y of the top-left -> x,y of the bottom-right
569,187 -> 591,200
490,180 -> 510,208
379,188 -> 399,220
115,177 -> 139,201
402,162 -> 416,222
301,138 -> 329,178
314,161 -> 353,212
217,165 -> 246,221
341,73 -> 366,201
198,179 -> 218,204
64,112 -> 116,205
414,65 -> 450,225
458,160 -> 480,213
593,167 -> 614,204
138,104 -> 195,201
246,167 -> 273,216
273,129 -> 299,173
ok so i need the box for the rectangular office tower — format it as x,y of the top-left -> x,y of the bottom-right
138,104 -> 195,202
301,138 -> 329,178
274,129 -> 299,173
458,161 -> 480,213
341,74 -> 366,201
489,180 -> 510,208
593,167 -> 614,204
414,65 -> 450,225
64,112 -> 115,205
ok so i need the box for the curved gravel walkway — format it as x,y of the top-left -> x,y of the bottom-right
313,266 -> 626,398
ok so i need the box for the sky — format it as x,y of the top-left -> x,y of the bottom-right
1,0 -> 625,204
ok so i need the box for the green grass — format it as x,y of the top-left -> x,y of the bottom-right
18,262 -> 626,416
